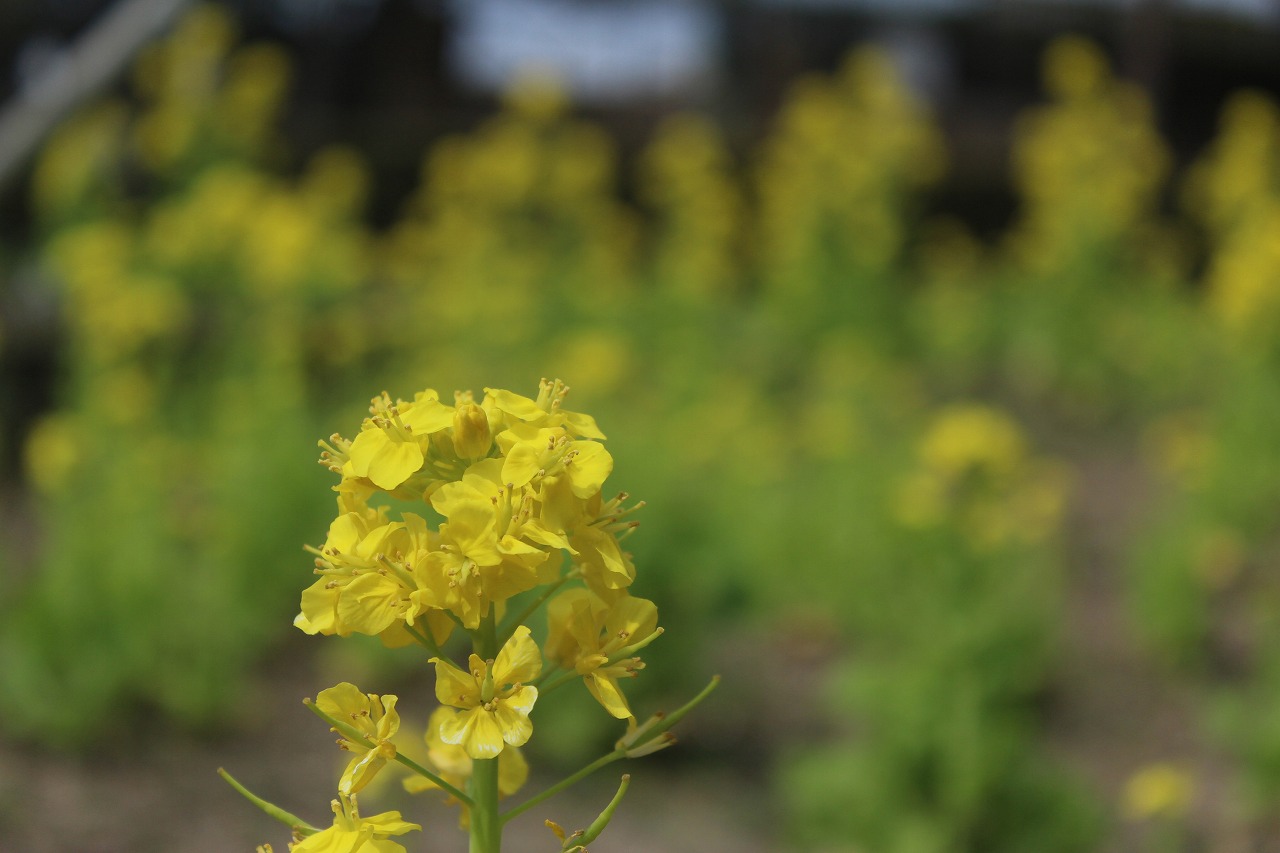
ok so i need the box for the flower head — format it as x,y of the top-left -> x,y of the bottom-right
546,589 -> 660,719
314,683 -> 401,795
291,794 -> 419,853
431,625 -> 541,759
405,706 -> 528,825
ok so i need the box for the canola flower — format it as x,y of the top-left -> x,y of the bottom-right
1009,35 -> 1170,273
1122,763 -> 1195,822
893,404 -> 1069,551
224,379 -> 715,852
291,796 -> 420,853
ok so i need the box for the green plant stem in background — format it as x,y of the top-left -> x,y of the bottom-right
499,571 -> 579,646
403,621 -> 442,657
218,768 -> 319,835
504,676 -> 720,824
573,774 -> 631,850
504,748 -> 627,825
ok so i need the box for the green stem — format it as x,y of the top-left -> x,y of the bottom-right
470,605 -> 502,852
470,757 -> 502,853
536,635 -> 668,699
218,767 -> 319,835
501,749 -> 626,824
303,699 -> 473,806
396,754 -> 473,805
576,774 -> 631,847
476,607 -> 499,659
536,667 -> 580,697
403,621 -> 442,657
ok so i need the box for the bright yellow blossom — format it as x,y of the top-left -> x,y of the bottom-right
297,510 -> 453,646
568,492 -> 641,598
291,794 -> 420,853
422,473 -> 547,628
452,394 -> 494,459
404,706 -> 529,823
545,589 -> 660,719
315,683 -> 401,795
1122,762 -> 1194,821
431,626 -> 541,759
295,513 -> 403,637
485,379 -> 606,440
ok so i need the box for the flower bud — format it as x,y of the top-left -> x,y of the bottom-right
452,402 -> 492,459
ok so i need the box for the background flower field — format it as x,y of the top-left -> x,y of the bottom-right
3,3 -> 1280,850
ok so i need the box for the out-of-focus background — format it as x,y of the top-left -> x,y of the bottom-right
3,1 -> 1280,850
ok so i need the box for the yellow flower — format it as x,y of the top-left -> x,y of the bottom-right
344,390 -> 455,490
315,683 -> 401,795
420,465 -> 549,628
919,404 -> 1025,479
1122,763 -> 1194,821
452,394 -> 493,460
296,513 -> 403,637
404,706 -> 529,823
291,795 -> 419,853
499,423 -> 613,502
545,589 -> 660,719
431,626 -> 541,759
485,379 -> 607,441
24,415 -> 81,495
298,510 -> 455,646
568,492 -> 641,598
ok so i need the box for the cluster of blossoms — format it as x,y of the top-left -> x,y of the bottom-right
226,380 -> 708,853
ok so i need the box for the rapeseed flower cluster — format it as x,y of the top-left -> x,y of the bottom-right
1184,92 -> 1280,345
223,380 -> 707,853
2,3 -> 374,746
755,48 -> 944,302
893,404 -> 1068,550
1009,35 -> 1170,272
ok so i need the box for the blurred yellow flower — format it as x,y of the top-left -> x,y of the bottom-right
919,404 -> 1026,479
31,101 -> 126,216
1011,35 -> 1169,270
1122,762 -> 1194,821
894,404 -> 1068,549
24,416 -> 80,495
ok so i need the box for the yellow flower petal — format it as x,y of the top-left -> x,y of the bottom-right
500,441 -> 542,489
561,409 -> 606,439
348,429 -> 424,490
565,441 -> 613,498
494,626 -> 542,686
316,682 -> 369,720
492,699 -> 534,746
337,572 -> 406,636
297,577 -> 340,635
484,388 -> 544,421
432,657 -> 480,708
341,747 -> 388,795
440,707 -> 507,759
500,684 -> 539,719
586,673 -> 632,720
607,596 -> 659,640
399,394 -> 454,435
